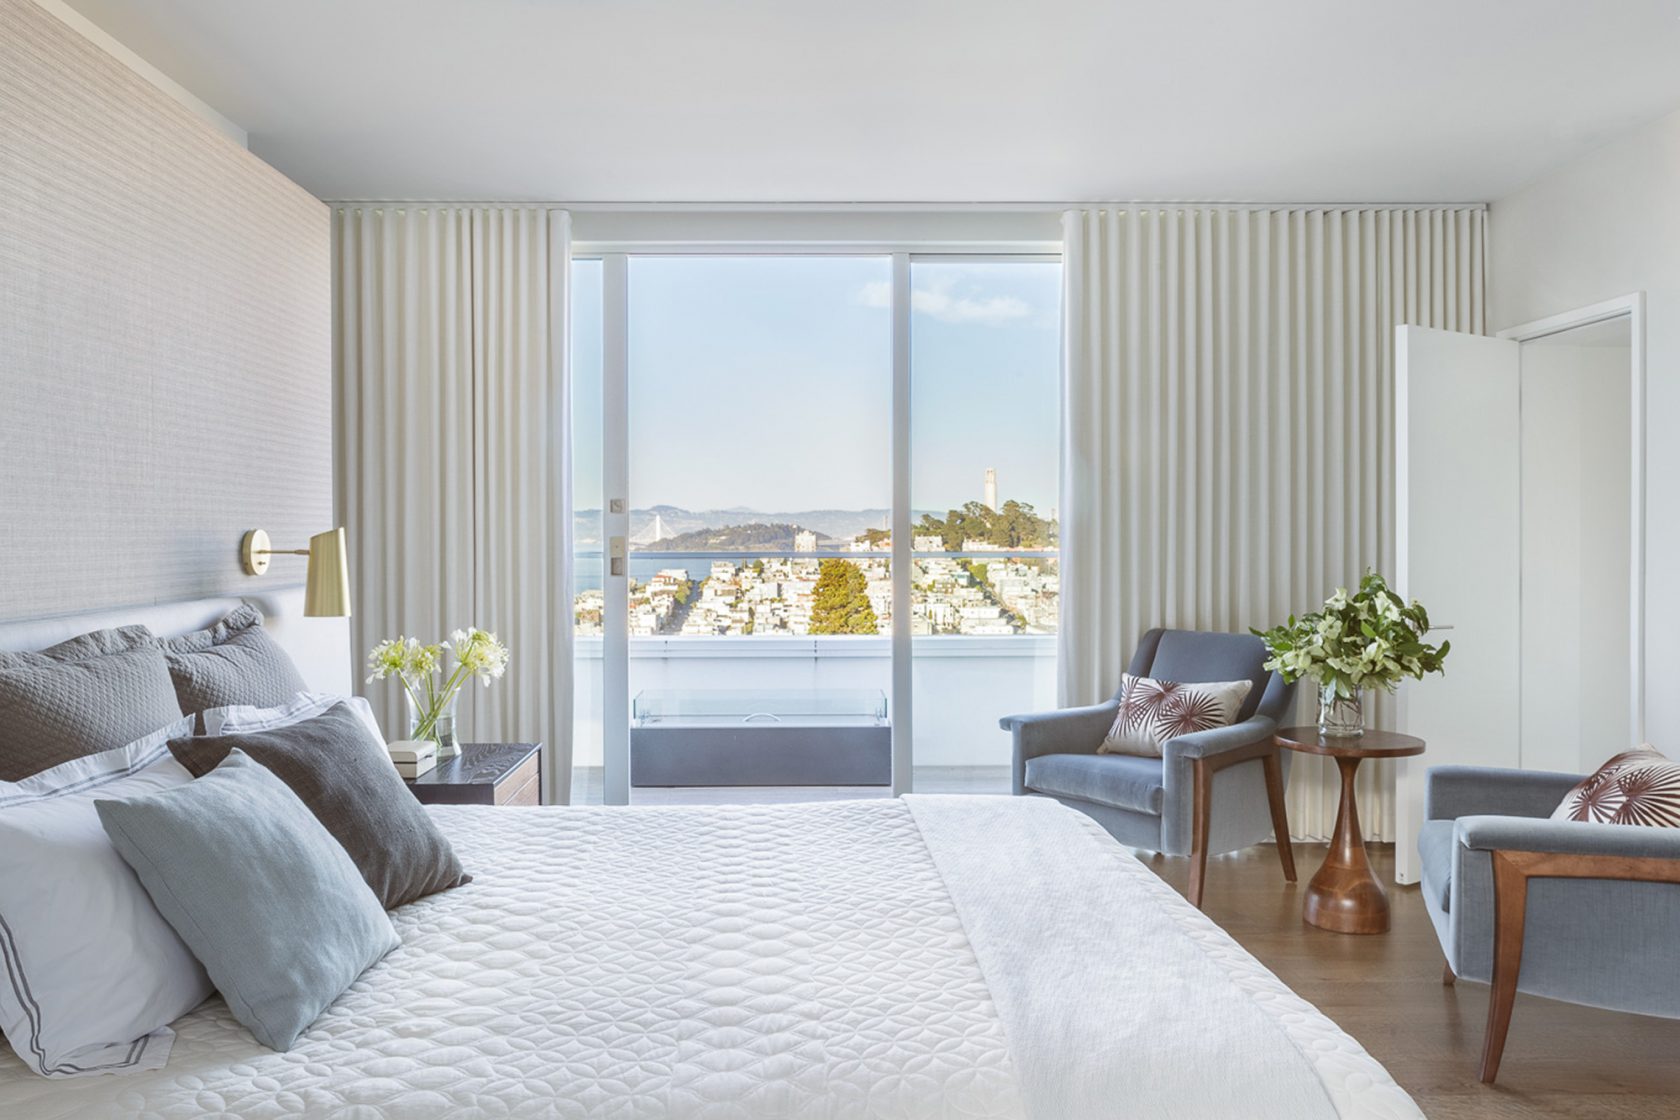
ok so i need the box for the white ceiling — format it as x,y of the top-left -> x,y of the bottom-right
65,0 -> 1680,204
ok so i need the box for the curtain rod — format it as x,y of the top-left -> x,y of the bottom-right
321,199 -> 1489,213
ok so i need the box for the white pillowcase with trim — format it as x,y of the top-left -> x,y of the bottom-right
0,715 -> 210,1079
1098,673 -> 1254,757
201,691 -> 385,744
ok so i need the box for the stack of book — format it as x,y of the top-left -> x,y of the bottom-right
387,740 -> 438,779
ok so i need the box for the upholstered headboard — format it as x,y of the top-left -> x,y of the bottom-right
0,588 -> 352,696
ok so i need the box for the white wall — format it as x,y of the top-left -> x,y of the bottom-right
29,0 -> 246,146
570,208 -> 1062,249
1490,105 -> 1680,752
0,0 -> 330,620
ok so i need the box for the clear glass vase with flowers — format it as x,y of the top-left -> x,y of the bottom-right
366,628 -> 510,757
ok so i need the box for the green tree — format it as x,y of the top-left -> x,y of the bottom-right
919,497 -> 1057,551
808,559 -> 878,635
917,512 -> 952,548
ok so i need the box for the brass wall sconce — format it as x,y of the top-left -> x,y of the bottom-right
240,528 -> 351,618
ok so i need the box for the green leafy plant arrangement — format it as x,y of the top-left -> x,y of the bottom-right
1253,571 -> 1449,697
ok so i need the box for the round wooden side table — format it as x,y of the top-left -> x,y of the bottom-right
1275,726 -> 1426,935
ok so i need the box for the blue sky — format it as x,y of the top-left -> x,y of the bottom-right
572,256 -> 1059,516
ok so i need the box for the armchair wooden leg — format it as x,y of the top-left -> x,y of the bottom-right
1262,750 -> 1296,883
1188,757 -> 1212,910
1468,848 -> 1680,1084
1481,852 -> 1530,1084
1442,961 -> 1456,986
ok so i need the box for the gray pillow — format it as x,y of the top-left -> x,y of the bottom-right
0,625 -> 184,781
161,605 -> 308,716
95,750 -> 399,1052
169,702 -> 469,909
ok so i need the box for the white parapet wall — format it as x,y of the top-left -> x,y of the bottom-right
572,636 -> 1057,770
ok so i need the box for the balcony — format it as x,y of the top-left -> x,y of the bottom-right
569,633 -> 1057,804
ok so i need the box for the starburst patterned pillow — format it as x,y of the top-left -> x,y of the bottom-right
1097,673 -> 1254,758
1550,747 -> 1680,827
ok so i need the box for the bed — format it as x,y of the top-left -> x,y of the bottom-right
0,795 -> 1419,1119
0,595 -> 1421,1118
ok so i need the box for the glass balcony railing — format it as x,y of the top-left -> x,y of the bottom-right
570,630 -> 1056,800
633,688 -> 889,726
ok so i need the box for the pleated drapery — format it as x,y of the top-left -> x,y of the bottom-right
1060,206 -> 1485,840
334,206 -> 574,804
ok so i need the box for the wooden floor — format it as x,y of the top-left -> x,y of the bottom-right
1154,842 -> 1680,1120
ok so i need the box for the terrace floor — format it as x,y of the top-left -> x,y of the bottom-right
568,765 -> 1010,805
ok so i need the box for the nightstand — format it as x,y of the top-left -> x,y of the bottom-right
405,743 -> 542,806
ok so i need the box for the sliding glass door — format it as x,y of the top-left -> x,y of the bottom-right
572,249 -> 1059,805
624,256 -> 893,802
909,259 -> 1061,794
571,258 -> 605,805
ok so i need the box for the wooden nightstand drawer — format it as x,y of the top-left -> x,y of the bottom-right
496,754 -> 541,806
406,743 -> 542,806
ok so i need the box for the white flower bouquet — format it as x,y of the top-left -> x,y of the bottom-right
366,627 -> 510,754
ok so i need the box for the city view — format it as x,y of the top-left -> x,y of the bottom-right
574,473 -> 1059,638
567,256 -> 1062,793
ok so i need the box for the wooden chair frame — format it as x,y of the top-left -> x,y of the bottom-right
1188,742 -> 1296,909
1478,847 -> 1680,1083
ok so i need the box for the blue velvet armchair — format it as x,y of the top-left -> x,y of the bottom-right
999,628 -> 1298,909
1421,765 -> 1680,1083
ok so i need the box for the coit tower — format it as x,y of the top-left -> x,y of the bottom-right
983,468 -> 998,511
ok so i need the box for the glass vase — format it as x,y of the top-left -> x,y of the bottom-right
407,691 -> 461,758
1318,682 -> 1365,739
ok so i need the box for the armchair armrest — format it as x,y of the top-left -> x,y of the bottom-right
1159,715 -> 1292,897
1461,813 -> 1680,1084
1426,765 -> 1582,822
1162,715 -> 1278,762
1000,701 -> 1117,795
1456,815 -> 1680,862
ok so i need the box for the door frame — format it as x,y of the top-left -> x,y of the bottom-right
580,247 -> 1061,804
1496,292 -> 1646,750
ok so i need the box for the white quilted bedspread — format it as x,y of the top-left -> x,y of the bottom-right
0,797 -> 1421,1120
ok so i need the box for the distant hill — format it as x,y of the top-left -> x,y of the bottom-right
575,506 -> 906,547
634,522 -> 834,553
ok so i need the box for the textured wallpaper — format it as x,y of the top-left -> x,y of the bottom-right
0,0 -> 331,619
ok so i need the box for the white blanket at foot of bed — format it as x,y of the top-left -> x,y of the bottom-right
0,796 -> 1420,1119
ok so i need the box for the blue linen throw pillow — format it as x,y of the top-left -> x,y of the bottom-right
95,750 -> 400,1052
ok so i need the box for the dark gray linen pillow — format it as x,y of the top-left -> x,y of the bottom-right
161,604 -> 307,716
168,702 -> 469,909
0,625 -> 184,781
95,750 -> 400,1052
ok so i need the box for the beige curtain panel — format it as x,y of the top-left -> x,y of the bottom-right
333,206 -> 574,804
1059,206 -> 1486,840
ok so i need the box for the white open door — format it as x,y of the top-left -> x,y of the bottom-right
1393,326 -> 1521,884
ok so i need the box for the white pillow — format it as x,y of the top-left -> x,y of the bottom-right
1550,746 -> 1680,826
0,715 -> 210,1078
202,691 -> 385,744
1098,673 -> 1254,757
